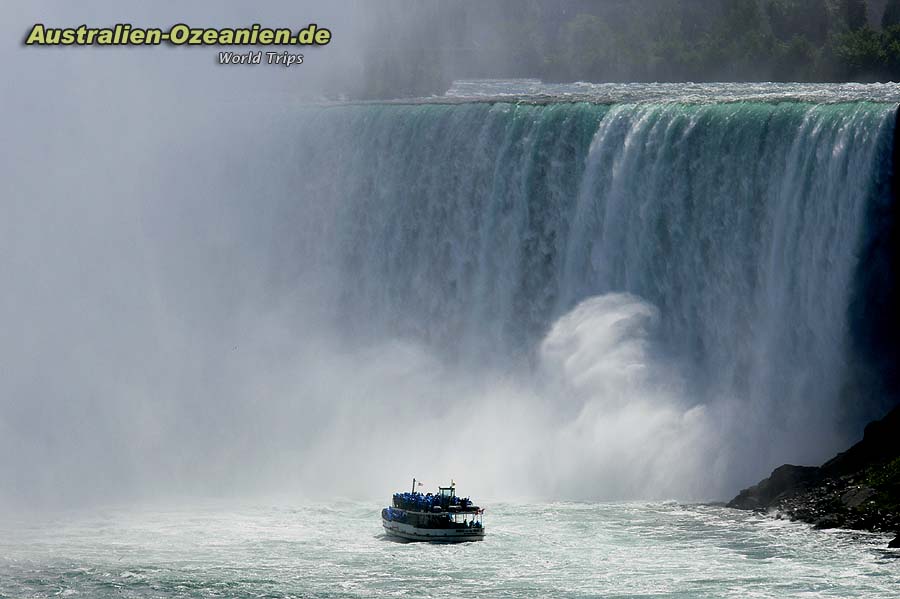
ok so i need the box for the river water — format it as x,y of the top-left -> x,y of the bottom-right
2,501 -> 897,598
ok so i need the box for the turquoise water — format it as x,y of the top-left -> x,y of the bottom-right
1,502 -> 897,598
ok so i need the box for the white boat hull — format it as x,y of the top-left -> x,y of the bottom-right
382,517 -> 485,543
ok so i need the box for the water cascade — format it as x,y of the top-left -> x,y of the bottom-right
279,99 -> 897,494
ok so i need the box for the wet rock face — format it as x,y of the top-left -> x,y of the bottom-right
841,485 -> 876,509
727,465 -> 821,510
773,476 -> 898,533
728,406 -> 900,546
890,535 -> 900,549
814,515 -> 843,530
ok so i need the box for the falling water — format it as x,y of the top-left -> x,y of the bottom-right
282,96 -> 896,490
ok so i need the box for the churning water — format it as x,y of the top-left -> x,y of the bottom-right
1,502 -> 898,598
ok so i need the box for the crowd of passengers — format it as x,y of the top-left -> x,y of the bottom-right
392,491 -> 474,511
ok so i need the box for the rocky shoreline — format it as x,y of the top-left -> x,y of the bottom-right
728,406 -> 900,548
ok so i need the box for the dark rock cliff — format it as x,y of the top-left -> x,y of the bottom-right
728,405 -> 900,545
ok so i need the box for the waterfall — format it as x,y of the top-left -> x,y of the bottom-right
283,99 -> 896,486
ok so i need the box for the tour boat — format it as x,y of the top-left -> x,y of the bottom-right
382,480 -> 485,543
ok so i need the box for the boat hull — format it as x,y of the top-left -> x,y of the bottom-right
382,517 -> 485,543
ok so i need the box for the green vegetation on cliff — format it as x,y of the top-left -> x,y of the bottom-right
866,456 -> 900,512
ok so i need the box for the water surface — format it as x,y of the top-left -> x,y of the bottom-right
2,502 -> 897,598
